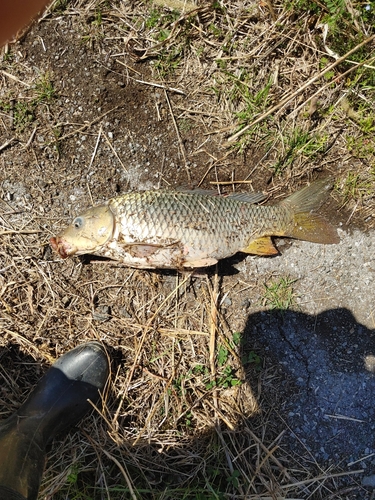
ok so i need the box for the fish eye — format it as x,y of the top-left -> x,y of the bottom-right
73,217 -> 84,229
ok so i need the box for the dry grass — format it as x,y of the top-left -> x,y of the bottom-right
1,0 -> 375,498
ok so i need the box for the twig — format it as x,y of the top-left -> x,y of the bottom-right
176,106 -> 220,116
132,351 -> 183,446
0,229 -> 42,235
158,327 -> 208,336
113,276 -> 191,425
205,399 -> 235,430
101,448 -> 138,500
197,151 -> 232,187
208,269 -> 220,423
281,469 -> 364,490
325,413 -> 365,423
4,328 -> 54,362
0,70 -> 30,87
102,133 -> 128,174
57,107 -> 119,142
114,59 -> 142,75
210,180 -> 255,185
164,89 -> 191,183
88,125 -> 102,170
290,53 -> 375,119
152,0 -> 197,11
0,137 -> 16,152
348,452 -> 375,467
24,126 -> 37,149
225,34 -> 375,144
134,5 -> 207,60
216,426 -> 245,497
134,79 -> 184,95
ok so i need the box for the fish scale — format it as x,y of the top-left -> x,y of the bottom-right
50,179 -> 339,269
109,191 -> 284,252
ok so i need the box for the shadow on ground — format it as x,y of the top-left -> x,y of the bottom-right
242,307 -> 375,465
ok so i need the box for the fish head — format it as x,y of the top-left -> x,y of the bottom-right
50,205 -> 115,258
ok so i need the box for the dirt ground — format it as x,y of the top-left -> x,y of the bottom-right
1,1 -> 375,499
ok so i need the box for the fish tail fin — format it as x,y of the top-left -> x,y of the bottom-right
281,178 -> 339,244
288,212 -> 339,243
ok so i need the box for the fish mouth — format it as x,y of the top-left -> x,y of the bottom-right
50,236 -> 77,259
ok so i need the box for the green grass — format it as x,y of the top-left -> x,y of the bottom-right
262,276 -> 298,311
0,98 -> 34,131
14,102 -> 35,131
273,128 -> 329,175
34,73 -> 57,103
336,170 -> 373,206
0,72 -> 57,132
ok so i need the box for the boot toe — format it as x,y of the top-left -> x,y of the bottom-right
53,341 -> 109,389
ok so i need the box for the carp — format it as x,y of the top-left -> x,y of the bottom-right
50,179 -> 339,269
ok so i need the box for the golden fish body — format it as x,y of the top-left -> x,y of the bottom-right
50,179 -> 339,269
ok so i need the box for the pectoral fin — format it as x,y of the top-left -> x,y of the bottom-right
241,237 -> 278,256
182,257 -> 218,268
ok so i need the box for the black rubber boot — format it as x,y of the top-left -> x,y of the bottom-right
0,341 -> 109,500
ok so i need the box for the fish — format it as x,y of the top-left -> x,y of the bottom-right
50,178 -> 339,269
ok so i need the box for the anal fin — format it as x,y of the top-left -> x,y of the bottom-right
241,237 -> 278,256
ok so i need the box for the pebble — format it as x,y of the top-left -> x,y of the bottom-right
362,475 -> 375,487
92,305 -> 111,322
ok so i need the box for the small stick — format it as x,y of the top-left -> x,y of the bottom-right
246,428 -> 306,493
0,229 -> 42,235
135,79 -> 184,95
132,352 -> 183,446
24,126 -> 37,149
113,276 -> 190,425
209,273 -> 218,375
152,0 -> 197,11
197,151 -> 232,187
0,70 -> 30,87
164,89 -> 191,183
290,53 -> 375,119
210,180 -> 254,185
101,448 -> 138,500
115,59 -> 142,75
0,137 -> 16,152
88,125 -> 102,170
4,328 -> 54,362
176,106 -> 220,116
348,452 -> 375,467
205,399 -> 235,430
102,133 -> 128,174
325,413 -> 365,423
57,106 -> 119,142
208,269 -> 220,423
